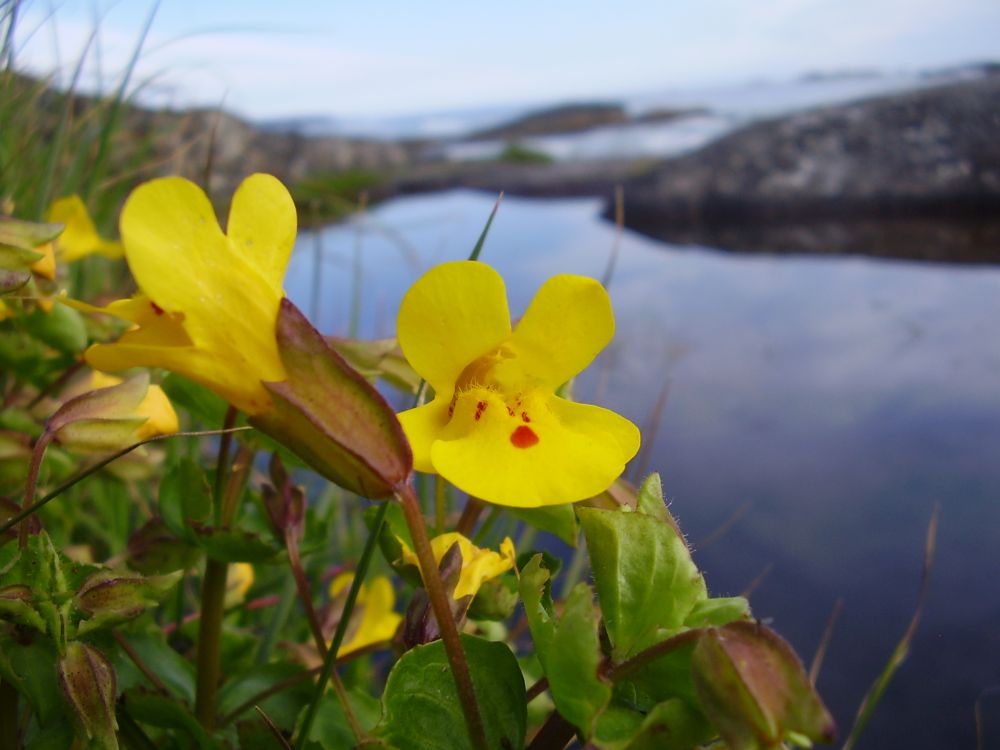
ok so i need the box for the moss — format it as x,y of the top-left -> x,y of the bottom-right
494,143 -> 554,165
291,169 -> 386,222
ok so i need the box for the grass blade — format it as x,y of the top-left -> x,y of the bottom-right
842,504 -> 938,750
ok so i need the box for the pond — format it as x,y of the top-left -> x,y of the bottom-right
286,189 -> 1000,749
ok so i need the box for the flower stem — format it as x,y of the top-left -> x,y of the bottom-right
19,430 -> 51,547
397,484 -> 488,750
194,442 -> 254,730
0,680 -> 18,748
194,557 -> 228,730
293,501 -> 389,750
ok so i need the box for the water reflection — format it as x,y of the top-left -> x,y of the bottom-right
287,190 -> 1000,749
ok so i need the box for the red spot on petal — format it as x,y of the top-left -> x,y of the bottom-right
506,406 -> 515,417
150,301 -> 165,315
510,425 -> 539,449
474,401 -> 488,421
521,411 -> 531,423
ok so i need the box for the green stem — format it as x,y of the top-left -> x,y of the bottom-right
0,680 -> 18,749
398,484 -> 488,750
194,441 -> 254,730
293,501 -> 389,750
0,427 -> 254,539
194,558 -> 228,730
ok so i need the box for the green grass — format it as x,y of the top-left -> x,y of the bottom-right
494,142 -> 553,165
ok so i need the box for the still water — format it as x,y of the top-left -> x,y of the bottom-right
286,190 -> 1000,749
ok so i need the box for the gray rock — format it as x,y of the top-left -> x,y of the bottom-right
621,74 -> 1000,236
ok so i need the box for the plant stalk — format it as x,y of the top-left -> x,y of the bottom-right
397,483 -> 488,750
194,441 -> 254,730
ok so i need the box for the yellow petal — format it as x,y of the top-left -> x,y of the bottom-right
430,388 -> 640,507
134,384 -> 179,438
510,274 -> 614,389
328,573 -> 401,656
227,562 -> 255,600
226,174 -> 297,289
399,532 -> 515,601
397,261 -> 511,395
397,397 -> 452,473
30,242 -> 56,280
47,195 -> 108,262
116,176 -> 291,413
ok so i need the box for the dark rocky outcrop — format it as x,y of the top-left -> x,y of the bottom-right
619,73 -> 1000,260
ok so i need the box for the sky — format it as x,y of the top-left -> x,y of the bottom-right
9,0 -> 1000,120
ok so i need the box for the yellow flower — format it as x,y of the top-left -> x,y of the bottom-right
46,195 -> 123,261
398,532 -> 516,600
73,175 -> 296,415
397,261 -> 640,507
328,573 -> 402,655
88,372 -> 179,439
225,562 -> 255,607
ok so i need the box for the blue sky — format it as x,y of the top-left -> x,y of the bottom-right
11,0 -> 1000,119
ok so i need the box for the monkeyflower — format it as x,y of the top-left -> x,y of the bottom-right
397,261 -> 640,507
328,572 -> 402,655
47,195 -> 123,261
398,532 -> 516,600
72,175 -> 295,415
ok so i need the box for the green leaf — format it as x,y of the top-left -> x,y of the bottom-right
684,597 -> 751,628
301,689 -> 382,749
124,688 -> 214,747
578,506 -> 706,656
593,699 -> 711,750
158,458 -> 212,541
111,631 -> 196,705
519,554 -> 611,736
189,523 -> 280,563
0,633 -> 65,725
218,663 -> 314,730
375,634 -> 526,750
253,299 -> 412,499
507,503 -> 578,547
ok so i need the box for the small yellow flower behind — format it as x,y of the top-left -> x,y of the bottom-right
46,195 -> 124,261
328,573 -> 402,656
225,562 -> 255,607
72,175 -> 296,415
88,372 -> 179,440
396,261 -> 640,507
398,532 -> 516,601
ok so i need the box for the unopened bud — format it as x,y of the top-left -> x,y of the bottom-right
58,641 -> 119,750
74,569 -> 182,636
691,621 -> 836,750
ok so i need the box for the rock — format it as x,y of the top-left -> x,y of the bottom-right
120,107 -> 412,201
619,74 -> 1000,260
